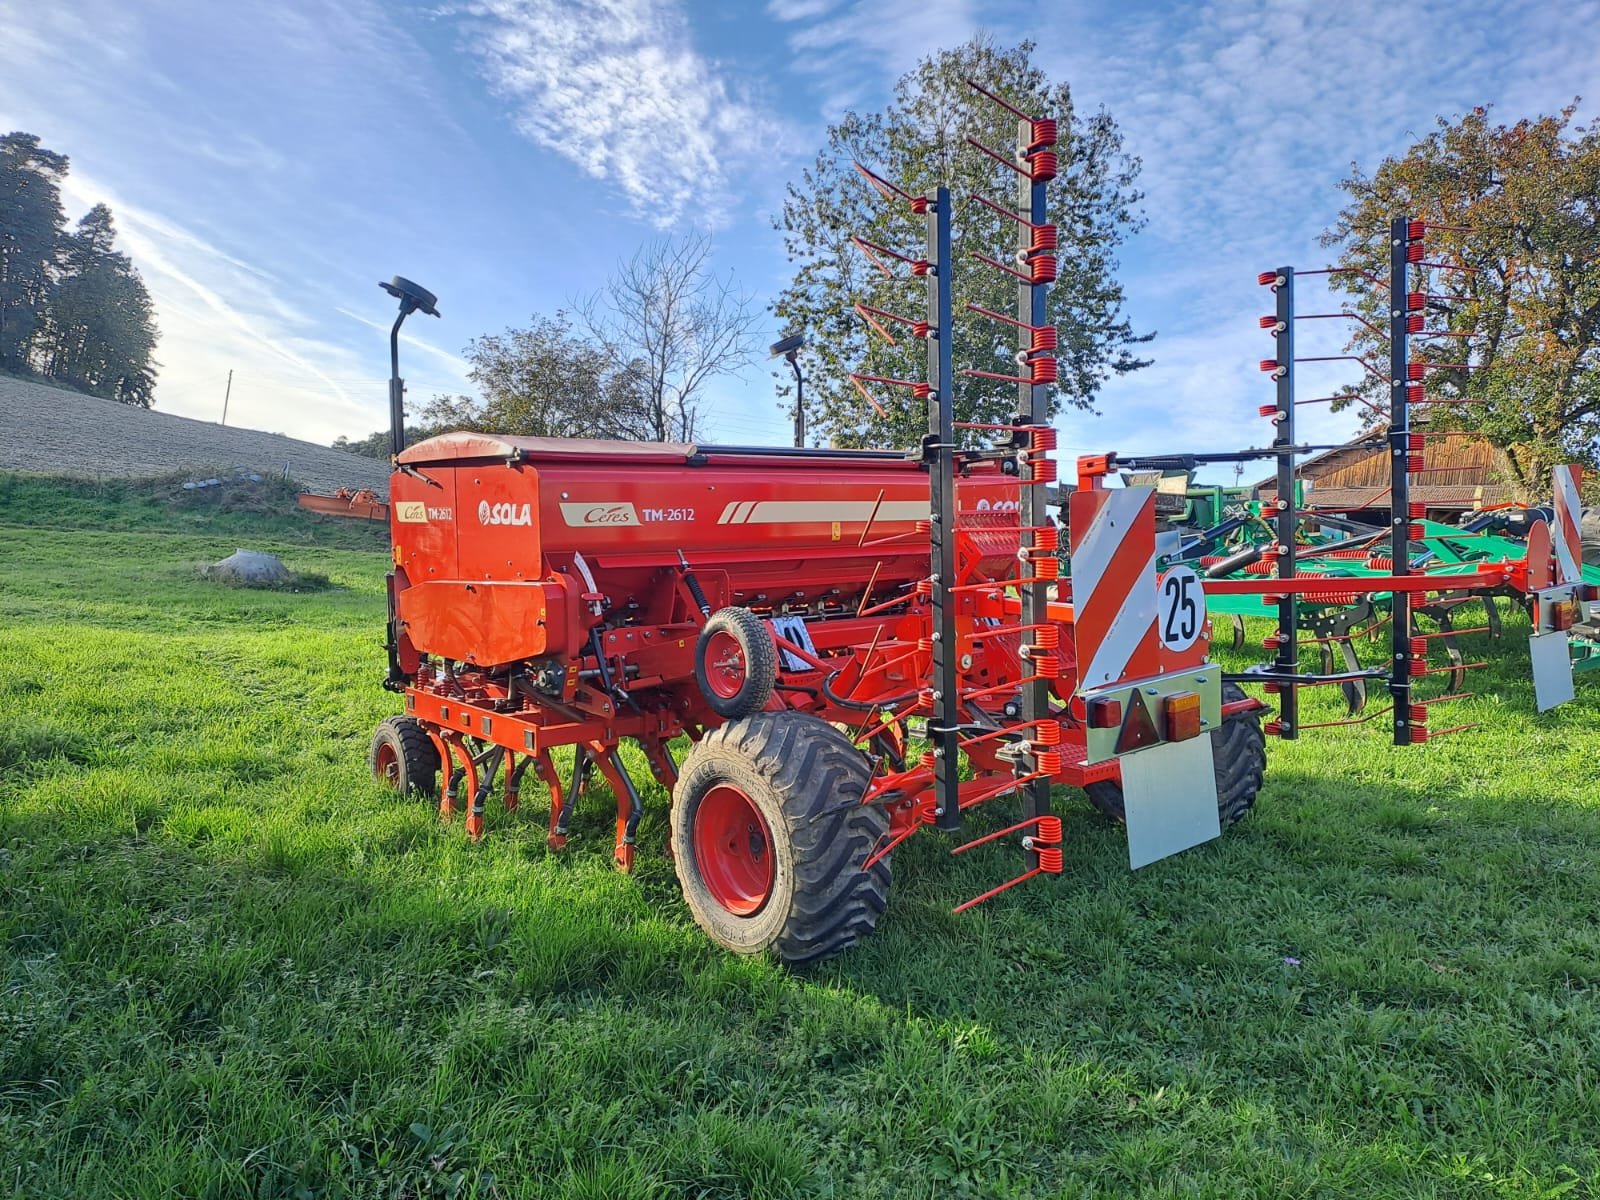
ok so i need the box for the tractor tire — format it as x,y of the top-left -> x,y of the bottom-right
1083,682 -> 1265,829
1581,506 -> 1600,569
369,715 -> 440,796
695,606 -> 778,719
671,712 -> 890,967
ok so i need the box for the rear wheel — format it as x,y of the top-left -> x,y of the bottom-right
672,712 -> 890,967
1084,682 -> 1265,828
369,715 -> 440,796
695,606 -> 778,719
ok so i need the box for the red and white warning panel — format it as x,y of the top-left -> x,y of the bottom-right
1067,486 -> 1161,689
1552,464 -> 1584,586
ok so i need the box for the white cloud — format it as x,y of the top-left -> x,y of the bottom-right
767,0 -> 987,114
447,0 -> 784,228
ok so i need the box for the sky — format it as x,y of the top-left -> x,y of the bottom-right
3,0 -> 1599,476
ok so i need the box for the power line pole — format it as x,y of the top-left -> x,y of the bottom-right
220,369 -> 233,425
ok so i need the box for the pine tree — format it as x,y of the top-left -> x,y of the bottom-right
0,133 -> 68,372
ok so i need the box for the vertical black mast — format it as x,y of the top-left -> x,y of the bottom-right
1017,117 -> 1052,848
926,186 -> 962,830
1388,217 -> 1413,745
1273,268 -> 1298,737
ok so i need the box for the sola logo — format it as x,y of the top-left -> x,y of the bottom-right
478,500 -> 533,526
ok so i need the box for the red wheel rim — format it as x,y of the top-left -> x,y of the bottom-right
374,741 -> 400,786
693,783 -> 775,916
703,629 -> 747,700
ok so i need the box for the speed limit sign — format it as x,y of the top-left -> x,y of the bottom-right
1157,565 -> 1205,652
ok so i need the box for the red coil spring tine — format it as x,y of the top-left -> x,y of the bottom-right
852,161 -> 929,212
1031,255 -> 1058,284
1029,458 -> 1059,484
969,250 -> 1037,284
849,375 -> 888,418
1030,425 -> 1058,450
854,303 -> 898,346
1029,118 -> 1058,152
1033,721 -> 1064,746
1031,326 -> 1058,352
1031,224 -> 1059,253
1030,356 -> 1058,385
965,77 -> 1034,120
967,135 -> 1035,179
1033,525 -> 1060,551
1028,150 -> 1058,182
1032,624 -> 1061,649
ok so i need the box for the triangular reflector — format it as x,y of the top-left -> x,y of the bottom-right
1116,688 -> 1162,754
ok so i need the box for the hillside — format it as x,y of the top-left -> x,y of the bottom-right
0,374 -> 389,497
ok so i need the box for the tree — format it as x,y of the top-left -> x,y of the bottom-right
576,233 -> 759,443
0,132 -> 68,372
333,313 -> 653,454
442,312 -> 654,440
773,37 -> 1150,449
1323,104 -> 1600,496
39,204 -> 159,403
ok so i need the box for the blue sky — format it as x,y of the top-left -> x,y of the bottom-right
4,0 -> 1598,474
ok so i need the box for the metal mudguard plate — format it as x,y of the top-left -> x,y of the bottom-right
1530,630 -> 1575,712
1121,733 -> 1221,869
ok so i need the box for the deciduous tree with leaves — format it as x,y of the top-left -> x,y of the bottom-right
1324,104 -> 1600,497
335,313 -> 653,455
774,38 -> 1150,449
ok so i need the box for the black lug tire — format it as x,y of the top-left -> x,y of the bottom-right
369,715 -> 441,796
1580,506 -> 1600,569
1084,682 -> 1266,829
695,606 -> 779,719
672,712 -> 891,967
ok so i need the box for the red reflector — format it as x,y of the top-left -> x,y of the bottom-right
1115,690 -> 1162,753
1164,691 -> 1203,742
1087,696 -> 1123,729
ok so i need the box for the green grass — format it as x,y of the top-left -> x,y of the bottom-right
3,475 -> 1599,1198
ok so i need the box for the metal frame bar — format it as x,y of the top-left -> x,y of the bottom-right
1016,117 -> 1053,860
925,185 -> 962,830
1273,267 -> 1299,738
1388,216 -> 1413,745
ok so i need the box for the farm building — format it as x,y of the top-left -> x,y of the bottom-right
1257,428 -> 1513,523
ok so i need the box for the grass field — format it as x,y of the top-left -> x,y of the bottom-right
3,474 -> 1599,1198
